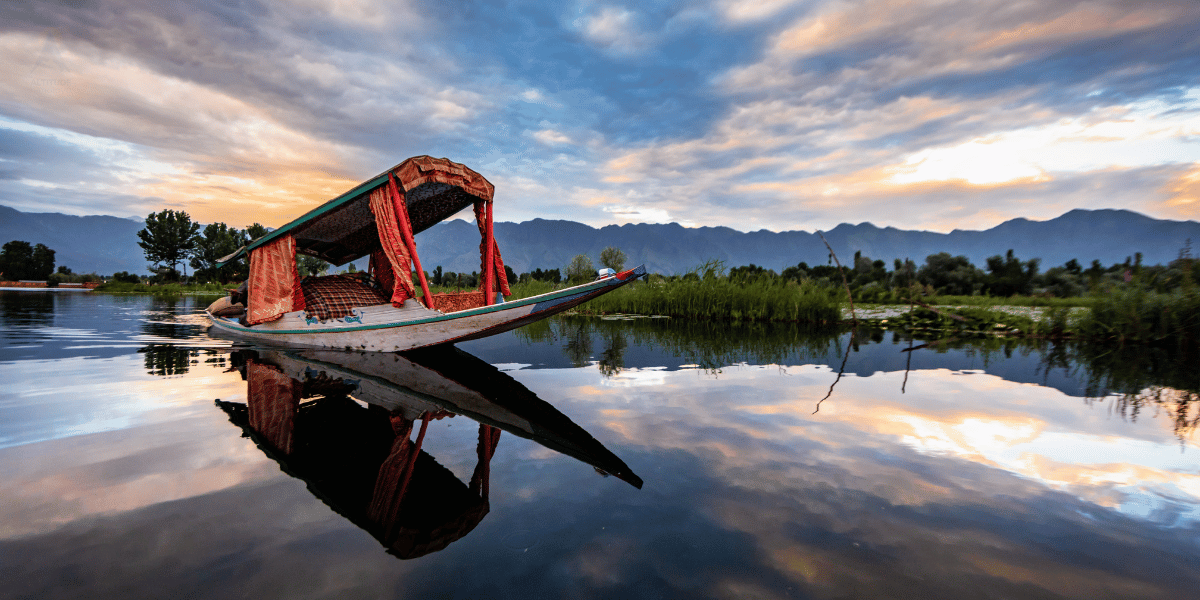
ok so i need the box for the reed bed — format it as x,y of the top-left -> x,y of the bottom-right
916,295 -> 1094,308
1076,286 -> 1200,349
573,276 -> 842,323
93,282 -> 228,296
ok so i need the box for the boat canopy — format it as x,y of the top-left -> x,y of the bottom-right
222,156 -> 510,326
218,156 -> 494,267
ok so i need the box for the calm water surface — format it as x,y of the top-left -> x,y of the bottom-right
1,291 -> 1198,599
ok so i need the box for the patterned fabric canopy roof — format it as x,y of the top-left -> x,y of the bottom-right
219,156 -> 494,267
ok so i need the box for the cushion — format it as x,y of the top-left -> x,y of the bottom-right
301,274 -> 389,322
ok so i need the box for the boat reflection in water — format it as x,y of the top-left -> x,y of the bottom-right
217,346 -> 641,559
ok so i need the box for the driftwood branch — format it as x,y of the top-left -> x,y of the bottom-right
816,231 -> 856,327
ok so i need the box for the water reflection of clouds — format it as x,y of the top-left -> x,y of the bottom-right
541,363 -> 1200,531
519,362 -> 1199,597
0,413 -> 277,539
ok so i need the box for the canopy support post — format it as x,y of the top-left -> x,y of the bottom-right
484,201 -> 495,305
388,173 -> 436,310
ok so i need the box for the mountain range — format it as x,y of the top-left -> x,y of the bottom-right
2,204 -> 1197,276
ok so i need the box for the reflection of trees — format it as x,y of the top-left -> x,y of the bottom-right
0,292 -> 53,326
140,345 -> 225,376
597,327 -> 627,376
902,335 -> 1200,441
518,316 -> 845,374
1102,388 -> 1199,442
1072,343 -> 1200,441
141,344 -> 195,376
560,318 -> 593,368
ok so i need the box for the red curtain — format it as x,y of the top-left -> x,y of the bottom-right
369,188 -> 415,306
247,235 -> 304,325
473,202 -> 511,297
246,361 -> 299,454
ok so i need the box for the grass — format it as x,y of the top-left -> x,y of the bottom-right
1076,286 -> 1200,348
913,295 -> 1094,307
93,281 -> 229,296
573,276 -> 842,323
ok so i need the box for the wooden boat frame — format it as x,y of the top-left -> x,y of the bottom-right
208,155 -> 644,351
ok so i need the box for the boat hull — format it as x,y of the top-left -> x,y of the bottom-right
208,265 -> 645,351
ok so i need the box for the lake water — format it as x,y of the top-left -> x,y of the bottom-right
1,291 -> 1198,599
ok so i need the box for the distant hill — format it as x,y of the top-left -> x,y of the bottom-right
2,205 -> 1197,276
0,205 -> 146,276
420,209 -> 1200,275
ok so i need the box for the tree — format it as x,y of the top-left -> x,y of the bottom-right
297,254 -> 329,277
137,210 -> 199,277
917,253 -> 982,295
1,240 -> 34,280
983,249 -> 1039,296
191,223 -> 244,282
31,243 -> 55,279
599,246 -> 627,272
0,241 -> 54,280
565,254 -> 595,284
245,223 -> 269,242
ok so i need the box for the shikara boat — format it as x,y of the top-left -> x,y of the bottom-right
216,345 -> 641,557
208,155 -> 644,351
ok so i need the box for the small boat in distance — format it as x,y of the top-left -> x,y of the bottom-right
208,155 -> 644,351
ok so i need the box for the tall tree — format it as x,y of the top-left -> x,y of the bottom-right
565,254 -> 595,284
190,223 -> 243,282
245,223 -> 269,242
30,244 -> 55,279
599,246 -> 627,272
0,240 -> 35,280
137,210 -> 199,277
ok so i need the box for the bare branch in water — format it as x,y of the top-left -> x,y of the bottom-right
817,231 -> 857,327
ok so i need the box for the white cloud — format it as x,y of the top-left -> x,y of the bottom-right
890,89 -> 1200,185
533,128 -> 573,146
579,6 -> 652,55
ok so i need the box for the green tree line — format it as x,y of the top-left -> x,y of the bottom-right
137,209 -> 275,283
0,240 -> 56,281
723,245 -> 1200,302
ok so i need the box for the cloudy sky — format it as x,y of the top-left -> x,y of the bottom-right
1,0 -> 1198,233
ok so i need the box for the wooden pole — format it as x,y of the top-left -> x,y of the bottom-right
388,173 -> 436,309
484,201 -> 495,305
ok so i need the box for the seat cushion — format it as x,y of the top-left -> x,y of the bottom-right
301,274 -> 389,321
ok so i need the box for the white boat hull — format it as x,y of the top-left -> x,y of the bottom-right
208,265 -> 645,351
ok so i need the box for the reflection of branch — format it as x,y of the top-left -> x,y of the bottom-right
899,336 -> 959,393
902,335 -> 913,393
814,330 -> 855,414
900,337 -> 959,353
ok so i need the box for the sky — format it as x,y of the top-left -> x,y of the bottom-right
1,0 -> 1198,233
